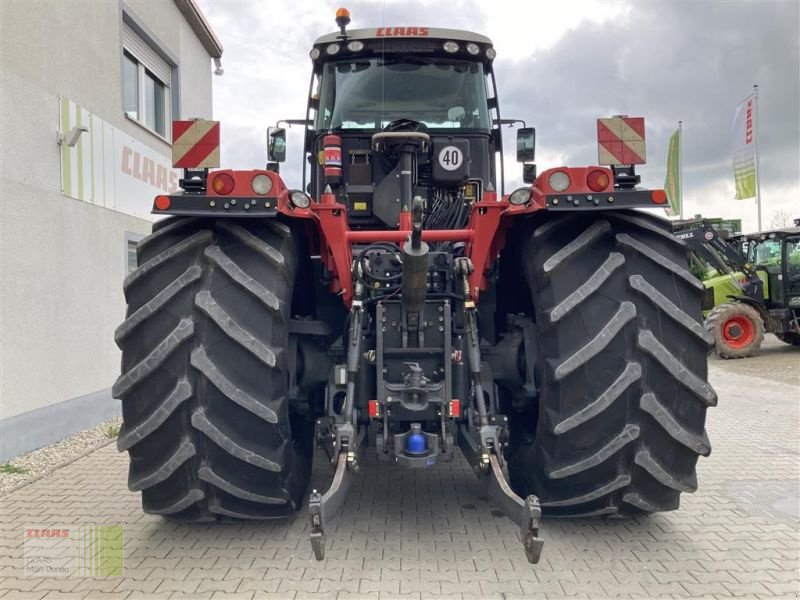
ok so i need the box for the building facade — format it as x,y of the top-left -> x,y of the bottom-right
0,0 -> 222,459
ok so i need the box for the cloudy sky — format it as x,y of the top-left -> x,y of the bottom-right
197,0 -> 799,232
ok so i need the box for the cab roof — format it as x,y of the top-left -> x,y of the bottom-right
735,227 -> 800,240
313,27 -> 493,46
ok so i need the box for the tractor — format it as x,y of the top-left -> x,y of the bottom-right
114,10 -> 717,563
674,220 -> 800,358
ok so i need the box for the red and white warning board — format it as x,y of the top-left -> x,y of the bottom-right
597,116 -> 646,165
172,119 -> 220,168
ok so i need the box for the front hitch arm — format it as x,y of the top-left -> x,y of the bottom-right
310,282 -> 366,561
309,448 -> 358,561
486,454 -> 545,564
458,425 -> 545,564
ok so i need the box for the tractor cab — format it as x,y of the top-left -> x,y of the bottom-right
736,227 -> 800,311
268,15 -> 529,231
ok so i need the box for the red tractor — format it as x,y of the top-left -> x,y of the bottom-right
114,10 -> 716,563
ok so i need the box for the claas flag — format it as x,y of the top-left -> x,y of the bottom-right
732,95 -> 757,199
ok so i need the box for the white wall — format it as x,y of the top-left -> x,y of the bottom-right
178,17 -> 215,119
0,0 -> 214,420
0,180 -> 149,419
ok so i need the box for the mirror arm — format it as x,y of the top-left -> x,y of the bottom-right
278,119 -> 313,128
495,118 -> 527,128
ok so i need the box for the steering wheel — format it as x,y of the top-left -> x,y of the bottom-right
383,118 -> 428,133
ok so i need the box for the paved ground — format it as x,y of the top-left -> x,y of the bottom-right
1,337 -> 798,600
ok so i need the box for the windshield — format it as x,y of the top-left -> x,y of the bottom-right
754,239 -> 782,266
315,58 -> 491,130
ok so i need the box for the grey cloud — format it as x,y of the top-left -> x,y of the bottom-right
497,1 -> 799,195
201,0 -> 798,208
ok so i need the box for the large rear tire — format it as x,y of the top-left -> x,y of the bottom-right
113,217 -> 312,521
506,211 -> 717,516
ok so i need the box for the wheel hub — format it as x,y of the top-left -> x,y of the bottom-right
722,315 -> 755,349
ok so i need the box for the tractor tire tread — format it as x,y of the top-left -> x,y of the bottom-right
115,218 -> 310,520
507,211 -> 715,516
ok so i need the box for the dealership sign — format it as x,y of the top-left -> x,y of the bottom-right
59,96 -> 180,220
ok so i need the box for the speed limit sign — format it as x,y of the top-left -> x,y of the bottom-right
438,146 -> 463,171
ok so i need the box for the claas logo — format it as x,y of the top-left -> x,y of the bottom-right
376,27 -> 429,37
26,528 -> 70,538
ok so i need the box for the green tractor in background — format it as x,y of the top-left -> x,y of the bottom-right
675,220 -> 800,358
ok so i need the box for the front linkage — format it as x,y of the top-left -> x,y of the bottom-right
307,201 -> 543,564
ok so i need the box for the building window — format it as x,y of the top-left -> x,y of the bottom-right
123,50 -> 169,138
121,21 -> 173,139
123,52 -> 139,120
144,71 -> 166,134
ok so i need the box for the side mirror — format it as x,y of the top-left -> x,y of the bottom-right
522,163 -> 537,184
516,127 -> 535,163
267,127 -> 286,163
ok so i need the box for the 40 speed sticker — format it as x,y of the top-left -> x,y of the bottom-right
438,146 -> 463,171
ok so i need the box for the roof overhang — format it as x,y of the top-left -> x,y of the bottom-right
736,227 -> 800,240
313,27 -> 493,46
310,27 -> 496,69
173,0 -> 223,58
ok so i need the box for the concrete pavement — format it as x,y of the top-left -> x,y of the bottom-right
1,338 -> 798,599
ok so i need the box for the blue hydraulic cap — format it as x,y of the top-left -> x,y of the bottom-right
406,423 -> 427,454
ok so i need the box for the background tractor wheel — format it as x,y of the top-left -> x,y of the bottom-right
113,217 -> 313,521
505,211 -> 716,517
705,302 -> 765,358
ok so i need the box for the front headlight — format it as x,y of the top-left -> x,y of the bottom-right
548,171 -> 571,192
290,190 -> 311,208
251,174 -> 272,195
509,187 -> 531,205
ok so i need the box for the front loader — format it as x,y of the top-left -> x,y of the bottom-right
674,219 -> 800,357
114,9 -> 717,564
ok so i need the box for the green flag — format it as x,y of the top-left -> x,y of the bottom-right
664,128 -> 681,216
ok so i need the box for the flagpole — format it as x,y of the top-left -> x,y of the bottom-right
753,84 -> 762,231
678,120 -> 684,220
